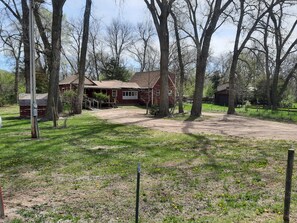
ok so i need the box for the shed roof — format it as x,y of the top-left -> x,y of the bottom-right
217,83 -> 229,92
19,93 -> 48,106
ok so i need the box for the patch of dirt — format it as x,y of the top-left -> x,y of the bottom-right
91,107 -> 297,141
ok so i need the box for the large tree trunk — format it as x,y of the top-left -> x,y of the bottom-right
45,0 -> 66,120
21,0 -> 30,93
227,56 -> 238,114
190,0 -> 232,117
158,23 -> 169,116
191,54 -> 206,117
144,0 -> 174,117
75,0 -> 92,114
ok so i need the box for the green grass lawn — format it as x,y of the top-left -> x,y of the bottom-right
0,106 -> 297,222
182,103 -> 297,123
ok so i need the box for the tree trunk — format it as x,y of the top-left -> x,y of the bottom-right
271,66 -> 280,110
144,0 -> 173,117
191,54 -> 205,117
158,30 -> 169,117
21,0 -> 30,93
45,0 -> 66,120
171,11 -> 184,114
227,56 -> 238,114
75,0 -> 92,114
190,0 -> 232,117
14,48 -> 21,103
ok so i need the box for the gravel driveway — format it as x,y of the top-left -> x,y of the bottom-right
91,107 -> 297,141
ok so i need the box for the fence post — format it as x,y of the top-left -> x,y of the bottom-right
283,149 -> 295,223
135,163 -> 141,223
0,186 -> 4,219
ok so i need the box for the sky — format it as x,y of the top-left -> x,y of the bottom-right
63,0 -> 235,55
0,0 -> 235,72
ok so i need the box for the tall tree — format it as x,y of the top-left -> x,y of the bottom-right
88,18 -> 102,80
227,0 -> 285,114
129,20 -> 156,72
0,0 -> 30,92
182,0 -> 232,117
262,1 -> 297,109
75,0 -> 92,114
171,10 -> 185,113
105,18 -> 134,67
0,22 -> 22,103
144,0 -> 175,117
34,0 -> 67,120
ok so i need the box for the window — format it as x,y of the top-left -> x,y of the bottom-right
112,90 -> 117,98
168,90 -> 173,96
122,91 -> 138,100
156,90 -> 160,96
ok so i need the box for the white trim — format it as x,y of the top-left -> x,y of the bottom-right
112,90 -> 117,98
122,91 -> 138,100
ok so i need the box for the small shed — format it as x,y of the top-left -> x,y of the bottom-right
214,83 -> 229,106
19,93 -> 48,118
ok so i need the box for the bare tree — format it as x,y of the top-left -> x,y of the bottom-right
34,0 -> 67,121
144,0 -> 176,117
0,0 -> 30,92
105,18 -> 134,67
75,0 -> 92,114
181,0 -> 233,117
170,10 -> 185,113
129,20 -> 156,72
88,18 -> 101,80
262,1 -> 297,109
62,18 -> 84,74
0,22 -> 22,103
227,0 -> 286,114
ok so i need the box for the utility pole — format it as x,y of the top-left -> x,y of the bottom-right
29,0 -> 39,138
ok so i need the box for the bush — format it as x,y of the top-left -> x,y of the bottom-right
61,90 -> 77,114
244,100 -> 251,112
0,70 -> 15,106
149,105 -> 159,116
94,92 -> 109,102
280,95 -> 295,108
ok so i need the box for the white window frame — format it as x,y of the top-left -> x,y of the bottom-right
112,90 -> 117,98
122,91 -> 138,100
156,90 -> 160,96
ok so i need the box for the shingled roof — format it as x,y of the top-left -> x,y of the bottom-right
19,93 -> 48,106
59,75 -> 95,85
87,80 -> 139,89
130,71 -> 161,88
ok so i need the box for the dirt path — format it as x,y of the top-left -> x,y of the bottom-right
91,107 -> 297,141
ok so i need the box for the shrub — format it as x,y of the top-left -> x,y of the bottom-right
93,92 -> 109,102
150,105 -> 159,116
244,100 -> 251,112
0,70 -> 15,106
61,90 -> 77,114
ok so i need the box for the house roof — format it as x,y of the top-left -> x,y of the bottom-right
84,80 -> 139,89
130,71 -> 161,88
217,83 -> 229,92
59,75 -> 95,85
19,93 -> 48,106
